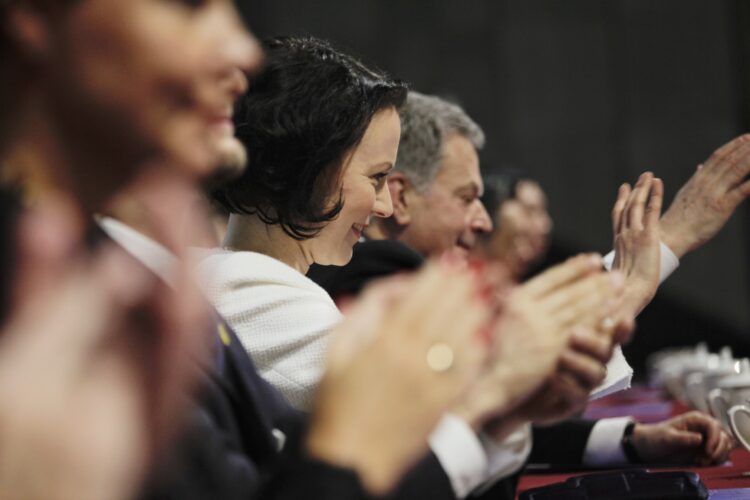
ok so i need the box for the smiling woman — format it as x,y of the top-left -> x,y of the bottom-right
200,35 -> 407,408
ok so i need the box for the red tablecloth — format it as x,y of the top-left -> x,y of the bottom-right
516,387 -> 750,498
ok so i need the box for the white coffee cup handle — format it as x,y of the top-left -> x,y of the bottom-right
708,388 -> 730,429
728,404 -> 750,452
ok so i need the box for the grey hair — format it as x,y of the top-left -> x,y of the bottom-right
394,91 -> 485,193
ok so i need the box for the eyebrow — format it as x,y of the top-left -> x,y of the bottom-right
455,183 -> 481,197
372,162 -> 394,173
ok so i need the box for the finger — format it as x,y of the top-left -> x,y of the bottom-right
644,178 -> 664,230
625,172 -> 653,231
544,272 -> 624,329
12,202 -> 79,311
416,263 -> 487,346
558,350 -> 607,389
714,135 -> 750,185
612,316 -> 636,345
569,327 -> 614,364
672,430 -> 704,449
553,372 -> 590,411
328,276 -> 413,366
725,177 -> 750,210
690,414 -> 722,455
712,431 -> 733,463
611,183 -> 631,236
6,246 -> 152,382
393,261 -> 458,328
703,134 -> 750,175
523,253 -> 602,299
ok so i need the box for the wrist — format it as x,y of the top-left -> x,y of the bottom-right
659,221 -> 689,259
482,412 -> 528,443
621,422 -> 644,464
307,418 -> 395,495
454,385 -> 513,432
620,280 -> 656,317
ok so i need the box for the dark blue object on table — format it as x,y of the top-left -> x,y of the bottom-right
519,469 -> 708,500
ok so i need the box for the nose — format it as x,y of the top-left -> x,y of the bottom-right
217,8 -> 265,98
471,200 -> 493,234
373,184 -> 394,218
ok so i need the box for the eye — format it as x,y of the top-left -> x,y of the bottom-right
173,0 -> 208,9
370,172 -> 389,185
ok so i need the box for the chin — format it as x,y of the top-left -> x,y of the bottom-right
328,247 -> 355,267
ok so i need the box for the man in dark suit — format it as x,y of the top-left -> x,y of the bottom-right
308,91 -> 735,492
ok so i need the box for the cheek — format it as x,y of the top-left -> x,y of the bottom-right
70,6 -> 209,144
341,183 -> 377,220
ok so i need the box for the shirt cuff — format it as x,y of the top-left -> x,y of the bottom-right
602,241 -> 680,285
582,417 -> 635,466
658,242 -> 679,283
472,423 -> 533,495
428,414 -> 489,499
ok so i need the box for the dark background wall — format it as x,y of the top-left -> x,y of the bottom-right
240,0 -> 750,376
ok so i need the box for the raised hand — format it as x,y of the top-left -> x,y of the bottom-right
611,172 -> 664,316
660,134 -> 750,259
307,261 -> 491,495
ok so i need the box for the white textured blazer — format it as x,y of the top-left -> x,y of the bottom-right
198,249 -> 342,410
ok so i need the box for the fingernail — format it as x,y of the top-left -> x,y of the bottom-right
467,258 -> 486,276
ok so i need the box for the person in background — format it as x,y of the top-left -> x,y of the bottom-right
473,171 -> 552,281
309,91 -> 739,494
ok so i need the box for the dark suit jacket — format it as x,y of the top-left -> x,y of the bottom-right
309,239 -> 602,480
139,311 -> 468,500
90,229 -> 470,500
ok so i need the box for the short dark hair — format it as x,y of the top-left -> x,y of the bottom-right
211,36 -> 408,240
480,169 -> 529,230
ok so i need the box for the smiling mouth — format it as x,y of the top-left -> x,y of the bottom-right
351,223 -> 368,238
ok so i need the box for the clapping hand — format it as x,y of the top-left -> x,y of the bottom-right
308,260 -> 491,494
611,171 -> 664,316
660,134 -> 750,259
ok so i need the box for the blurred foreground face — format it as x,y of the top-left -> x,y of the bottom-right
38,0 -> 261,186
403,134 -> 492,259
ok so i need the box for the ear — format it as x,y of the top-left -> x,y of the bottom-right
387,172 -> 414,226
7,6 -> 53,61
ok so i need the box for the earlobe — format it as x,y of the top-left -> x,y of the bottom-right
387,174 -> 411,225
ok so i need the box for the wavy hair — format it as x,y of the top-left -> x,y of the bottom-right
211,36 -> 408,240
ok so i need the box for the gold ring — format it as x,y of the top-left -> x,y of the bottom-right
601,317 -> 616,330
427,343 -> 454,373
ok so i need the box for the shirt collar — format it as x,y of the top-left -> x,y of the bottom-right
96,215 -> 177,287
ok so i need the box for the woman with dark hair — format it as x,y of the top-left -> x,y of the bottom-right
203,36 -> 410,408
475,171 -> 552,280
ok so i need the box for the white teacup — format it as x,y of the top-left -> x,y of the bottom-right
709,381 -> 750,431
728,403 -> 750,453
684,349 -> 737,412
